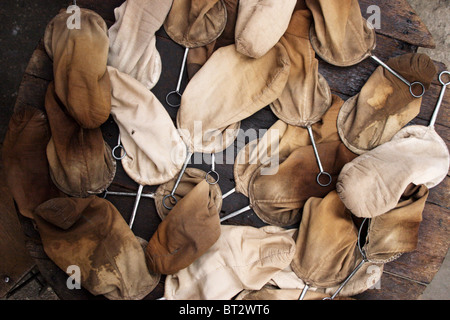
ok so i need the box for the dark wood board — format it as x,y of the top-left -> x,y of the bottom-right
5,0 -> 449,300
0,150 -> 35,298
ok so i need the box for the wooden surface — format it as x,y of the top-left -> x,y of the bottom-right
9,0 -> 449,300
0,150 -> 35,298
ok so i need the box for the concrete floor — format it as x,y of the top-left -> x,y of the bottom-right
0,0 -> 448,300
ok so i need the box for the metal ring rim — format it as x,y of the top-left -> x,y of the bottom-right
162,194 -> 178,210
166,91 -> 182,108
317,172 -> 332,187
409,81 -> 426,98
439,71 -> 450,86
112,145 -> 127,160
205,171 -> 220,185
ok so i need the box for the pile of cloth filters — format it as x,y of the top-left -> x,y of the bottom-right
2,0 -> 449,300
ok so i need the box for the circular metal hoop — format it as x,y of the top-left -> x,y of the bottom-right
166,91 -> 182,108
205,170 -> 220,185
112,145 -> 127,160
439,71 -> 450,86
409,81 -> 425,98
162,194 -> 178,210
316,171 -> 332,187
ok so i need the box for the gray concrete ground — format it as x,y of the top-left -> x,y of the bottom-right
0,0 -> 448,300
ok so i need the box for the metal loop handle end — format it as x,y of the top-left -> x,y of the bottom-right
163,194 -> 178,210
205,171 -> 220,185
409,81 -> 426,98
317,172 -> 332,187
166,91 -> 182,108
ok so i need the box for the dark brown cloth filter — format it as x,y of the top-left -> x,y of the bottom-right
146,180 -> 221,275
33,196 -> 160,300
2,107 -> 65,219
234,94 -> 343,197
45,82 -> 116,197
248,141 -> 358,227
154,168 -> 222,220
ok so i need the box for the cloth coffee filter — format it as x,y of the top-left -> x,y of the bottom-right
45,82 -> 116,198
306,0 -> 376,67
234,94 -> 342,197
33,196 -> 160,300
337,125 -> 449,218
267,258 -> 382,299
177,43 -> 290,154
235,287 -> 354,300
164,0 -> 227,48
2,107 -> 65,219
44,8 -> 111,129
108,0 -> 173,90
186,0 -> 239,79
337,53 -> 437,155
235,0 -> 297,59
108,66 -> 187,187
146,180 -> 221,275
164,225 -> 296,300
290,191 -> 362,288
311,184 -> 429,299
247,139 -> 357,227
270,6 -> 332,128
362,184 -> 429,263
154,167 -> 222,220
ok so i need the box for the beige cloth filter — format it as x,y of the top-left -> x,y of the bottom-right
44,8 -> 111,129
235,286 -> 355,300
33,196 -> 160,300
164,0 -> 227,48
164,225 -> 296,300
154,167 -> 222,220
108,0 -> 173,90
177,43 -> 290,154
234,0 -> 297,59
108,66 -> 187,187
306,0 -> 376,67
337,125 -> 449,218
337,53 -> 437,155
270,5 -> 332,127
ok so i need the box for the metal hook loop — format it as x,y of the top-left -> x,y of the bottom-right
163,194 -> 178,210
112,134 -> 127,160
205,170 -> 220,185
439,71 -> 450,86
316,171 -> 332,187
409,81 -> 426,98
166,90 -> 182,108
112,145 -> 127,160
